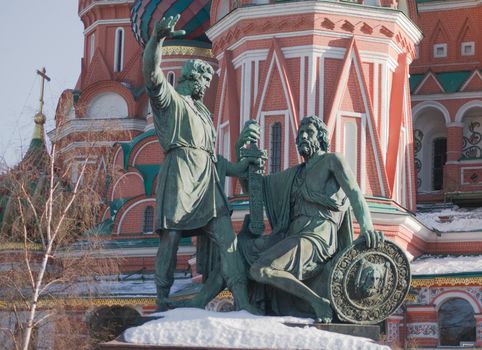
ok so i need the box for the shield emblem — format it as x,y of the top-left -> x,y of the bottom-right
328,239 -> 411,324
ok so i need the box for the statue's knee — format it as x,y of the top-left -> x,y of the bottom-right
249,264 -> 270,282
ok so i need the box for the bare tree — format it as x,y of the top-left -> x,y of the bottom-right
0,139 -> 120,350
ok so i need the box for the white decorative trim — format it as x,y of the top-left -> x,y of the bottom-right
58,141 -> 115,155
232,49 -> 268,69
412,101 -> 451,125
433,291 -> 481,313
380,61 -> 389,158
318,56 -> 324,120
418,0 -> 482,12
131,140 -> 158,166
411,91 -> 482,101
111,172 -> 145,202
79,0 -> 135,17
307,53 -> 317,116
299,55 -> 305,121
254,51 -> 300,164
455,100 -> 482,123
114,27 -> 125,72
116,198 -> 156,235
207,1 -> 422,44
84,19 -> 131,35
460,70 -> 482,92
216,71 -> 228,143
48,118 -> 146,142
414,72 -> 445,95
461,41 -> 475,56
433,43 -> 447,58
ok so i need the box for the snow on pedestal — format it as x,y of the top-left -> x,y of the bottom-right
123,308 -> 388,349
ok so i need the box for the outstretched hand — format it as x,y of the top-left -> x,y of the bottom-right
357,230 -> 385,249
153,14 -> 186,42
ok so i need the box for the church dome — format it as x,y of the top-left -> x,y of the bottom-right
130,0 -> 212,47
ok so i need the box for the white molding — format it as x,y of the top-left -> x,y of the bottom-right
455,100 -> 482,123
380,62 -> 389,158
433,291 -> 481,313
232,49 -> 268,69
79,0 -> 135,17
405,306 -> 436,312
116,198 -> 156,235
318,56 -> 325,119
299,55 -> 306,121
418,0 -> 482,12
414,72 -> 445,95
207,1 -> 422,44
412,101 -> 451,125
307,53 -> 317,116
48,118 -> 146,142
131,140 -> 158,166
114,27 -> 125,72
433,43 -> 447,58
216,68 -> 228,135
411,91 -> 482,101
58,141 -> 115,155
84,19 -> 131,35
460,70 -> 482,91
111,172 -> 144,201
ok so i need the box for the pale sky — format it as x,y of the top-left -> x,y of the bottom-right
0,1 -> 84,167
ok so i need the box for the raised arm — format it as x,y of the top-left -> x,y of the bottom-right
142,15 -> 185,91
330,153 -> 384,248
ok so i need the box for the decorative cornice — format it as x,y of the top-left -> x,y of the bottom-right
83,18 -> 131,35
162,46 -> 213,59
48,118 -> 146,142
207,1 -> 422,46
411,275 -> 482,287
418,0 -> 482,12
79,0 -> 135,17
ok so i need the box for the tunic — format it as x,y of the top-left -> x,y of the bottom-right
148,79 -> 229,231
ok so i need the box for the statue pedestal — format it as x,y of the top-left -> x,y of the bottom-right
284,322 -> 381,341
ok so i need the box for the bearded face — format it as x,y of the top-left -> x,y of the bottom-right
190,72 -> 212,100
296,122 -> 320,159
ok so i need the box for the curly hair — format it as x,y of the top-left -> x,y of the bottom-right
178,59 -> 214,84
297,115 -> 330,151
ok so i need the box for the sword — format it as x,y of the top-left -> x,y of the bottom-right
240,142 -> 267,236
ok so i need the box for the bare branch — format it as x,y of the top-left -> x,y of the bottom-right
16,196 -> 35,291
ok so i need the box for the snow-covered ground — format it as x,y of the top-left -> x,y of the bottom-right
416,205 -> 482,232
411,254 -> 482,275
123,308 -> 388,350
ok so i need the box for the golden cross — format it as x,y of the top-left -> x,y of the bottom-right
36,67 -> 51,115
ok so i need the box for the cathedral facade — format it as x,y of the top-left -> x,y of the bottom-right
47,0 -> 482,347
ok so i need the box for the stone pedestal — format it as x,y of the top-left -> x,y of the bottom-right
284,323 -> 381,342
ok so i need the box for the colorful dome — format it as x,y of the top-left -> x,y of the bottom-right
130,0 -> 212,47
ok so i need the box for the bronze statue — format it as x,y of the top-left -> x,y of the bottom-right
238,116 -> 385,323
142,15 -> 259,313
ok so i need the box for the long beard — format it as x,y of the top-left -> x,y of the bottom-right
297,139 -> 320,159
191,81 -> 206,100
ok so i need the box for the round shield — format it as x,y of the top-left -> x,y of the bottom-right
328,239 -> 411,324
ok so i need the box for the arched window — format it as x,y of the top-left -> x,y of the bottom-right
114,28 -> 124,72
143,206 -> 154,233
269,122 -> 282,173
167,71 -> 176,87
432,137 -> 447,191
89,33 -> 95,63
439,298 -> 476,346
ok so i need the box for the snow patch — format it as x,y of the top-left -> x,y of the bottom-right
123,308 -> 388,349
416,206 -> 482,232
411,255 -> 482,275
